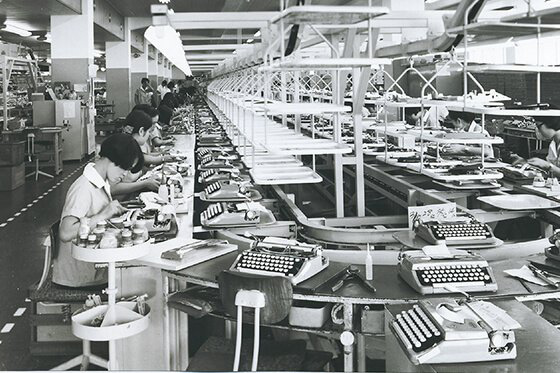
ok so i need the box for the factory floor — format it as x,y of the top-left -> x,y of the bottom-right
0,158 -> 97,370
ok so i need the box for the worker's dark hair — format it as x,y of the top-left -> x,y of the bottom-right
447,110 -> 476,124
99,133 -> 144,173
158,104 -> 173,126
123,110 -> 153,135
141,77 -> 150,85
132,104 -> 158,118
534,116 -> 560,131
161,80 -> 167,86
161,92 -> 177,109
167,81 -> 175,90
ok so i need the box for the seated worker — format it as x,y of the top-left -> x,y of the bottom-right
407,106 -> 449,128
54,134 -> 144,287
132,104 -> 174,150
158,101 -> 184,127
441,110 -> 495,158
512,116 -> 560,177
111,110 -> 176,198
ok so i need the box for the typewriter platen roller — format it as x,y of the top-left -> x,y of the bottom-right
390,299 -> 519,365
230,237 -> 329,285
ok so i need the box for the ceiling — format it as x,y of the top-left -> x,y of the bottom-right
0,0 -> 464,72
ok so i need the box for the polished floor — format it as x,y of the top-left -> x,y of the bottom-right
0,160 -> 90,370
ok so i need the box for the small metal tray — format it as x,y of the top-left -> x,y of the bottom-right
477,194 -> 560,210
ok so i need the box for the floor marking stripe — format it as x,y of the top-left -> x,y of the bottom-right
0,223 -> 6,228
27,203 -> 33,207
7,217 -> 14,222
21,208 -> 27,212
14,212 -> 20,217
14,308 -> 26,317
1,323 -> 14,333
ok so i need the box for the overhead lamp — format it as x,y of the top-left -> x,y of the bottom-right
254,30 -> 261,37
159,0 -> 171,3
2,23 -> 32,37
246,39 -> 254,44
100,67 -> 106,72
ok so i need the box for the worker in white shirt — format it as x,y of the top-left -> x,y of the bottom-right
158,80 -> 170,100
513,116 -> 560,177
55,134 -> 144,287
407,106 -> 449,128
441,110 -> 495,158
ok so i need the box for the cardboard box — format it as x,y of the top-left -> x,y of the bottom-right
0,141 -> 25,166
0,163 -> 25,191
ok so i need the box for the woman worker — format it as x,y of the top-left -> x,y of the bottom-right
441,110 -> 495,158
110,110 -> 175,198
54,134 -> 144,287
513,116 -> 560,177
132,104 -> 174,150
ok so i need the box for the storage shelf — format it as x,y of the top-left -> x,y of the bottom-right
271,5 -> 388,25
446,106 -> 560,117
253,102 -> 351,115
447,21 -> 560,39
259,58 -> 392,71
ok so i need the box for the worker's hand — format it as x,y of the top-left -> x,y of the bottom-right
101,200 -> 127,219
527,157 -> 550,170
142,178 -> 161,192
444,144 -> 467,154
511,155 -> 526,166
163,154 -> 175,162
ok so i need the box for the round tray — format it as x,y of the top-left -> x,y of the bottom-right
71,241 -> 151,263
72,301 -> 150,341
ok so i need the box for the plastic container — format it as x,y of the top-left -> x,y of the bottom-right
71,301 -> 150,341
289,301 -> 331,328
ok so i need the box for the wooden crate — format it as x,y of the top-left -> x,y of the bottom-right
0,140 -> 25,166
0,162 -> 25,191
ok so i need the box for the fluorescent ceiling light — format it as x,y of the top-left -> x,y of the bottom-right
2,22 -> 32,37
145,25 -> 192,76
254,30 -> 261,37
246,39 -> 254,44
93,49 -> 104,57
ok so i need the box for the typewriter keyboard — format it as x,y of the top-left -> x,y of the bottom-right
417,264 -> 493,286
205,182 -> 221,194
235,251 -> 305,277
431,223 -> 492,241
200,155 -> 212,165
201,170 -> 216,179
201,203 -> 223,221
197,148 -> 210,157
394,305 -> 443,352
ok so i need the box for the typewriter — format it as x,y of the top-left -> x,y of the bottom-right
198,169 -> 243,184
200,180 -> 253,202
397,248 -> 498,294
198,155 -> 234,170
200,202 -> 261,228
230,237 -> 329,285
390,299 -> 519,365
197,148 -> 238,161
414,217 -> 496,246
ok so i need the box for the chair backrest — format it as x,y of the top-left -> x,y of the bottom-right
37,221 -> 60,290
218,270 -> 293,324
